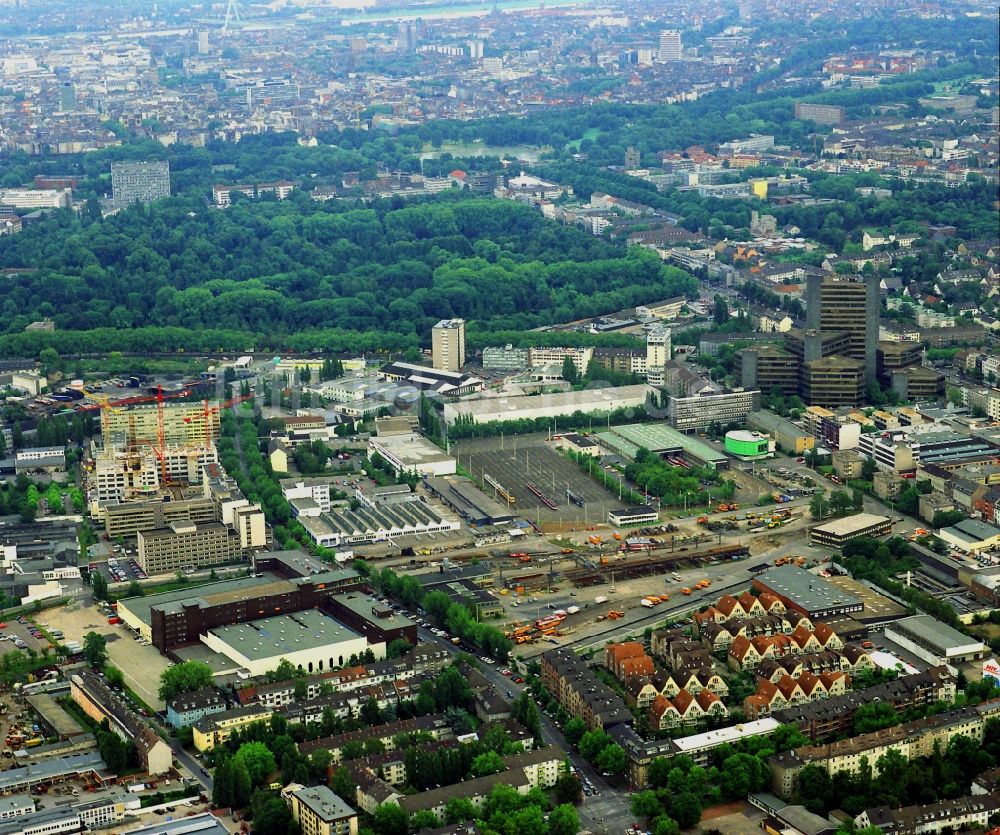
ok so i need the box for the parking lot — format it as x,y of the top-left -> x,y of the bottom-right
454,435 -> 621,526
33,599 -> 171,711
0,617 -> 57,655
90,546 -> 148,586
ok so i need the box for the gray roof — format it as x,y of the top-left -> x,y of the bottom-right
206,610 -> 361,661
330,593 -> 415,631
0,751 -> 107,793
886,614 -> 985,653
292,785 -> 355,822
953,518 -> 1000,540
755,565 -> 862,613
119,812 -> 231,835
119,573 -> 287,625
0,807 -> 77,835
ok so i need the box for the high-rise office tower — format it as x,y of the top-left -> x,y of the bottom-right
805,273 -> 879,382
58,82 -> 76,113
432,318 -> 466,372
398,21 -> 418,52
658,30 -> 682,62
197,30 -> 210,54
646,326 -> 671,368
111,161 -> 171,208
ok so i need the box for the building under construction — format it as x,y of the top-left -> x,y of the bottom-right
101,402 -> 221,448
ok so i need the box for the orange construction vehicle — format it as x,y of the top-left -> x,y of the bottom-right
681,587 -> 692,595
606,610 -> 624,620
696,516 -> 709,525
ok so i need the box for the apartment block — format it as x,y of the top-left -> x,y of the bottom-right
431,318 -> 466,372
794,102 -> 844,125
288,785 -> 358,835
528,346 -> 594,376
111,161 -> 170,207
541,648 -> 633,730
770,703 -> 999,798
482,345 -> 529,371
70,670 -> 172,775
193,704 -> 273,752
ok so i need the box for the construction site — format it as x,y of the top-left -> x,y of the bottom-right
83,389 -> 267,578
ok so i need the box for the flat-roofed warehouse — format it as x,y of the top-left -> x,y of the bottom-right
368,433 -> 456,477
752,564 -> 863,619
425,475 -> 516,526
884,614 -> 987,668
26,694 -> 83,740
824,575 -> 909,626
442,385 -> 650,425
201,609 -> 377,678
117,566 -> 362,650
938,518 -> 1000,555
809,513 -> 892,548
596,422 -> 729,469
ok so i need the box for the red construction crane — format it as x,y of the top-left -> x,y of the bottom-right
145,385 -> 202,485
183,393 -> 254,448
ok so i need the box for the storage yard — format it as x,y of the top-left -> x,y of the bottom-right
452,435 -> 623,527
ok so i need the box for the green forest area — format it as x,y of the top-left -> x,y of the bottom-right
0,195 -> 695,355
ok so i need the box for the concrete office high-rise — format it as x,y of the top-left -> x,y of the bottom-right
111,161 -> 171,208
432,318 -> 466,372
197,30 -> 210,54
658,30 -> 682,62
58,82 -> 76,113
646,326 -> 671,368
805,273 -> 879,382
624,146 -> 641,171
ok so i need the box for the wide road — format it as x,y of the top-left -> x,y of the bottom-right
416,626 -> 633,835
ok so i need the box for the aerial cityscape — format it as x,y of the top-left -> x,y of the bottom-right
0,0 -> 998,833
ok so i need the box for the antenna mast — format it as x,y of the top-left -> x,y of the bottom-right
223,0 -> 242,35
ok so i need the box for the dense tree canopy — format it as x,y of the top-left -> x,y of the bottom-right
0,193 -> 696,357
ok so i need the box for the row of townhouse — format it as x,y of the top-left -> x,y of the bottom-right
756,647 -> 875,682
648,688 -> 729,731
694,591 -> 788,623
242,643 -> 450,709
743,671 -> 850,720
772,666 -> 956,740
540,648 -> 633,731
625,666 -> 729,711
769,701 -> 1000,798
650,629 -> 716,669
698,613 -> 815,652
727,623 -> 845,670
